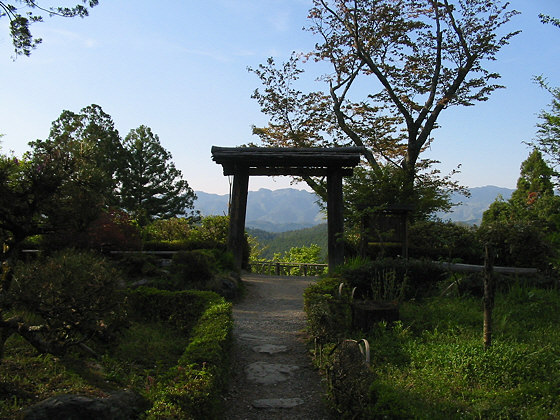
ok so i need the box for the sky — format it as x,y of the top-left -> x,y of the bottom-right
1,0 -> 559,196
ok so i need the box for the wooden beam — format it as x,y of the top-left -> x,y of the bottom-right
245,167 -> 353,176
228,169 -> 249,270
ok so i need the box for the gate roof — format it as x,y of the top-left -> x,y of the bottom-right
211,146 -> 364,176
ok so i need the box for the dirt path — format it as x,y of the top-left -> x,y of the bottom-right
223,274 -> 333,420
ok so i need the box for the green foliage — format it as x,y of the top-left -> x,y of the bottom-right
271,243 -> 325,275
118,126 -> 198,226
10,250 -> 128,352
481,150 -> 560,269
478,220 -> 556,269
305,278 -> 560,418
29,104 -> 125,248
409,220 -> 480,263
141,289 -> 233,420
532,75 -> 560,178
248,223 -> 328,261
303,277 -> 352,345
167,250 -> 216,290
142,218 -> 193,242
113,253 -> 162,281
344,164 -> 467,227
1,286 -> 233,419
0,0 -> 99,57
335,257 -> 446,300
251,1 -> 518,201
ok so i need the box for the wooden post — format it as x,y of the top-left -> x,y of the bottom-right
228,169 -> 249,271
327,167 -> 344,273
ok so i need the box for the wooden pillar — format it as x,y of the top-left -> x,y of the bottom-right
327,166 -> 344,273
228,168 -> 249,271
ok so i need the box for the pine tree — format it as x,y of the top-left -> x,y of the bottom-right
118,125 -> 197,225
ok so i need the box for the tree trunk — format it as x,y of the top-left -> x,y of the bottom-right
483,244 -> 495,349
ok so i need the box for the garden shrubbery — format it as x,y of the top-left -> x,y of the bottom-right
128,288 -> 233,420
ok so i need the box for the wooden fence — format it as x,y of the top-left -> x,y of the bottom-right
249,261 -> 328,276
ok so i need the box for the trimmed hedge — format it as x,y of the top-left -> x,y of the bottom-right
127,287 -> 233,419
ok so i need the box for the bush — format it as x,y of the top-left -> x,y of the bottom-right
409,220 -> 480,263
335,257 -> 447,300
478,220 -> 556,270
10,250 -> 128,351
131,288 -> 233,419
142,218 -> 193,242
168,250 -> 215,290
113,252 -> 163,280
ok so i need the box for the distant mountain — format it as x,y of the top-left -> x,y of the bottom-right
195,185 -> 514,232
195,188 -> 325,233
440,185 -> 514,225
247,224 -> 328,260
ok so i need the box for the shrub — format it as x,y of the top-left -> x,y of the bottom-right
335,257 -> 446,300
478,220 -> 556,270
134,288 -> 233,419
304,277 -> 352,345
168,250 -> 215,290
409,220 -> 480,263
142,218 -> 194,242
113,252 -> 163,280
10,250 -> 128,352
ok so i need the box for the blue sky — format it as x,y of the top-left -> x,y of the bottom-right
1,0 -> 559,195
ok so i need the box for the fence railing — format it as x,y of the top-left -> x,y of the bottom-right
249,261 -> 328,276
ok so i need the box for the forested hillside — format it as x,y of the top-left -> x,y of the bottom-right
248,224 -> 328,261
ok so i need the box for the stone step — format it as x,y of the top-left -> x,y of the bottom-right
245,362 -> 300,384
252,398 -> 305,409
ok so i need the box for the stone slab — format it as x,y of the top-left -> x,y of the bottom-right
245,362 -> 299,385
252,398 -> 305,409
252,344 -> 288,354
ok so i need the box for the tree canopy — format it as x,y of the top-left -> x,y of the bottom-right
118,125 -> 197,226
0,0 -> 99,56
251,0 -> 519,204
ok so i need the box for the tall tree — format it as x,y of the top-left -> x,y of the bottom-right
481,149 -> 559,269
118,125 -> 197,226
29,104 -> 124,243
0,0 -> 99,57
252,0 -> 519,198
531,15 -> 559,180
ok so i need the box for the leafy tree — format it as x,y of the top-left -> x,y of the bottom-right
251,0 -> 519,197
118,125 -> 197,226
509,149 -> 555,208
0,0 -> 99,56
532,79 -> 560,178
481,150 -> 560,268
273,244 -> 325,275
29,104 -> 124,246
531,15 -> 560,180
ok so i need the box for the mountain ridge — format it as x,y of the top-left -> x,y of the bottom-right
194,186 -> 514,232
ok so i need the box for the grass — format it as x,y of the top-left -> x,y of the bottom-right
361,284 -> 560,419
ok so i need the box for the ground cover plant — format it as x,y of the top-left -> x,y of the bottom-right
305,265 -> 560,419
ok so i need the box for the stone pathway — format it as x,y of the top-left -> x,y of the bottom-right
223,274 -> 333,420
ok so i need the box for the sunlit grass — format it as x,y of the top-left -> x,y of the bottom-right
364,286 -> 560,419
